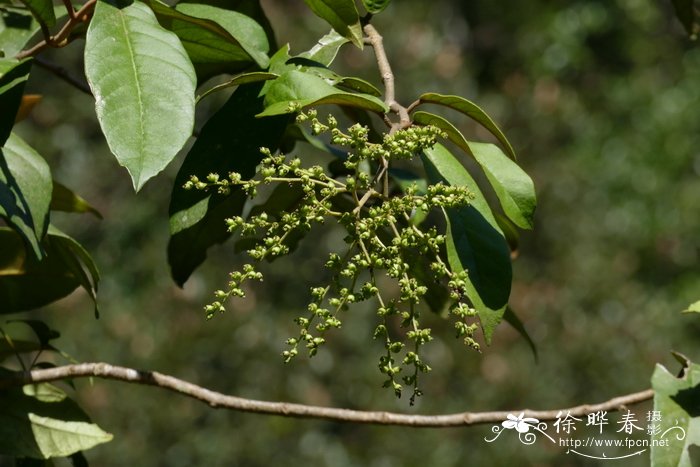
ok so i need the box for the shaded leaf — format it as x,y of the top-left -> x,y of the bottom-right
422,143 -> 511,342
50,181 -> 102,219
168,83 -> 288,286
197,71 -> 277,102
302,0 -> 363,48
418,92 -> 516,160
362,0 -> 391,14
413,111 -> 535,229
6,320 -> 59,347
671,0 -> 700,39
0,339 -> 49,361
0,58 -> 32,146
651,362 -> 700,467
298,29 -> 349,66
503,306 -> 536,360
259,70 -> 387,116
19,0 -> 55,28
85,0 -> 196,191
0,132 -> 51,259
0,227 -> 99,314
337,76 -> 381,97
682,300 -> 700,314
0,382 -> 112,458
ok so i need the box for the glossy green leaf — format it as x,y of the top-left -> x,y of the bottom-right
362,0 -> 391,14
422,143 -> 511,342
19,0 -> 55,28
418,92 -> 516,160
168,83 -> 289,286
650,362 -> 700,467
259,70 -> 388,116
197,71 -> 277,102
0,58 -> 32,146
413,111 -> 535,229
337,77 -> 381,97
298,29 -> 349,66
84,0 -> 196,191
682,300 -> 700,313
0,227 -> 99,313
0,132 -> 51,259
302,0 -> 362,48
0,382 -> 112,458
175,2 -> 269,68
50,181 -> 102,219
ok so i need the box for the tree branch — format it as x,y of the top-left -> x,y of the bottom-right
0,363 -> 654,428
363,24 -> 411,132
34,57 -> 92,95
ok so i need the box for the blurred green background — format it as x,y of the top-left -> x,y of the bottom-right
3,0 -> 700,465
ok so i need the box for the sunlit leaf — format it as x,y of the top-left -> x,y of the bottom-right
362,0 -> 391,14
422,143 -> 511,342
651,361 -> 700,466
259,70 -> 387,116
0,132 -> 51,259
302,0 -> 363,48
85,0 -> 196,191
682,300 -> 700,314
197,71 -> 277,102
168,83 -> 289,286
0,5 -> 67,57
0,381 -> 112,458
418,92 -> 516,160
298,29 -> 349,66
413,111 -> 535,229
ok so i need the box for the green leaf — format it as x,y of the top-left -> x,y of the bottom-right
84,0 -> 196,191
302,0 -> 362,48
422,143 -> 511,342
197,71 -> 277,102
19,0 -> 56,28
0,339 -> 48,361
682,300 -> 700,314
337,76 -> 381,97
0,5 -> 67,57
259,70 -> 388,116
651,361 -> 700,467
0,132 -> 52,259
503,306 -> 537,360
298,29 -> 349,66
413,111 -> 536,229
6,320 -> 59,347
0,58 -> 32,146
0,382 -> 112,458
362,0 -> 391,14
0,227 -> 99,313
50,181 -> 103,219
418,92 -> 517,160
168,82 -> 289,286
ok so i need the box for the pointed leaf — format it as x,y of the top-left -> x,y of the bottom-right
503,306 -> 536,360
19,0 -> 56,28
0,132 -> 51,259
168,83 -> 288,286
0,382 -> 112,458
85,0 -> 196,191
298,29 -> 349,66
0,58 -> 32,146
418,92 -> 516,160
422,143 -> 511,342
651,362 -> 700,467
197,71 -> 277,102
50,181 -> 102,219
302,0 -> 363,48
259,70 -> 387,116
682,300 -> 700,314
413,111 -> 535,229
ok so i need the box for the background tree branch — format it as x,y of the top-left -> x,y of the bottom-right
0,363 -> 654,428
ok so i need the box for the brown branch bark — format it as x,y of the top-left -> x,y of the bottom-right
0,363 -> 654,428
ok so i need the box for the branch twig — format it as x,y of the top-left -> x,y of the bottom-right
0,362 -> 654,428
34,57 -> 92,95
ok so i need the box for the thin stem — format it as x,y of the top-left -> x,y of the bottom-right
34,57 -> 92,95
0,363 -> 654,427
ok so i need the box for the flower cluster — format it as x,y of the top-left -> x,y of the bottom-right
187,111 -> 482,403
